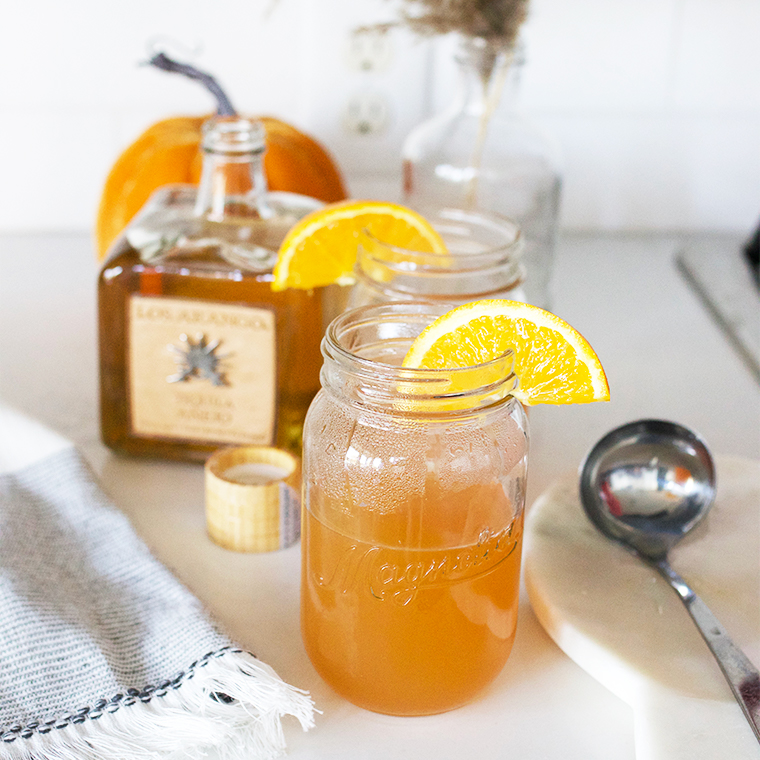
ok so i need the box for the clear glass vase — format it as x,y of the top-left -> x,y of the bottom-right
402,36 -> 562,310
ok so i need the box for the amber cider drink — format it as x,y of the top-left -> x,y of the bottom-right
301,303 -> 528,715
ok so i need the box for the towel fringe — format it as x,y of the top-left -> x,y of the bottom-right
0,650 -> 314,760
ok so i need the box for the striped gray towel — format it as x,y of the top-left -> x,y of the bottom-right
0,406 -> 313,760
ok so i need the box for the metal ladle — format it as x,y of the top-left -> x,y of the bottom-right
579,419 -> 760,743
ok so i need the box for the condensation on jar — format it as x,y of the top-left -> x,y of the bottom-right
300,302 -> 529,716
347,208 -> 526,309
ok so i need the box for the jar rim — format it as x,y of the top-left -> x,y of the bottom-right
360,207 -> 522,270
355,208 -> 525,299
322,302 -> 518,410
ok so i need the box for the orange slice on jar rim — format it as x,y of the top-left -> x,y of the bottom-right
402,299 -> 610,406
271,200 -> 447,291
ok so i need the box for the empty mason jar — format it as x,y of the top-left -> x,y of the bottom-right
348,208 -> 525,309
301,302 -> 529,715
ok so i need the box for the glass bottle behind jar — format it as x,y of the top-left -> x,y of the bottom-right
98,116 -> 346,461
402,37 -> 562,310
348,208 -> 525,309
301,302 -> 529,716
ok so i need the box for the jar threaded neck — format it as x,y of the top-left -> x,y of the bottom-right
321,303 -> 517,414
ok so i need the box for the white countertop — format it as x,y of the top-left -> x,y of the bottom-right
2,230 -> 759,759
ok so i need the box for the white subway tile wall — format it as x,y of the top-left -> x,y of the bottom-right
0,0 -> 758,233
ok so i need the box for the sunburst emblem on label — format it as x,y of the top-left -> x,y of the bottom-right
167,333 -> 231,386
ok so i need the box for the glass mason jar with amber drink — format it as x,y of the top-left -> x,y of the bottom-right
301,303 -> 528,715
300,288 -> 609,715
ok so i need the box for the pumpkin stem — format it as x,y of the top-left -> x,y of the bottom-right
146,52 -> 237,117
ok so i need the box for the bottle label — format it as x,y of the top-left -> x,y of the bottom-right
128,295 -> 276,445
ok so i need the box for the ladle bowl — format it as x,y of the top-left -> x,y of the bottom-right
579,419 -> 715,560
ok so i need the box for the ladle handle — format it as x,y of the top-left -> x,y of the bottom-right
654,559 -> 760,743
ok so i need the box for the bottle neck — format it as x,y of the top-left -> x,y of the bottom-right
321,303 -> 518,415
193,117 -> 271,221
453,36 -> 521,117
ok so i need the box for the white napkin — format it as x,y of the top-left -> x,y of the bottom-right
0,405 -> 314,760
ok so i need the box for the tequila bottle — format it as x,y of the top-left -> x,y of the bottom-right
98,116 -> 343,461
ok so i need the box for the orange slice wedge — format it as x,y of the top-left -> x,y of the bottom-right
271,200 -> 447,291
402,299 -> 609,406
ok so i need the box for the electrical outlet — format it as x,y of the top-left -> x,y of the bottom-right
298,0 -> 432,183
344,90 -> 389,135
345,28 -> 393,72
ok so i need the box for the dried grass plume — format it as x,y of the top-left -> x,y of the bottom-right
396,0 -> 529,46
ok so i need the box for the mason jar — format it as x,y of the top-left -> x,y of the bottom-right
300,302 -> 529,716
347,208 -> 525,309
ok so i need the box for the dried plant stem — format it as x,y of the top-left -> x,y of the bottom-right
465,48 -> 512,209
146,52 -> 237,116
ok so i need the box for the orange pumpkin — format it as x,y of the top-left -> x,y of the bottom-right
95,114 -> 348,259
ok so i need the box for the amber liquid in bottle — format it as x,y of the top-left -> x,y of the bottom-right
98,118 -> 341,461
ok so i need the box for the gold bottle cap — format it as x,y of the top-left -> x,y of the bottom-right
205,446 -> 301,553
